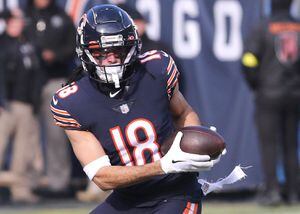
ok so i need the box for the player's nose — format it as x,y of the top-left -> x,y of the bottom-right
106,53 -> 119,63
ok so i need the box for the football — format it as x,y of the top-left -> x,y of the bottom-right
160,126 -> 226,159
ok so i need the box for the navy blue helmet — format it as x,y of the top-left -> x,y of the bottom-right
76,4 -> 141,89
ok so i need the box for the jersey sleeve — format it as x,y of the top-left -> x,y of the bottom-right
50,94 -> 83,130
165,54 -> 180,99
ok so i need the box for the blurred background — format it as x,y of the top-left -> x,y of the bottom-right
0,0 -> 299,213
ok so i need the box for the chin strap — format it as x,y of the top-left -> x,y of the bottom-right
111,71 -> 121,88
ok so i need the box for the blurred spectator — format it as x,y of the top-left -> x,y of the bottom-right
24,0 -> 76,197
0,77 -> 3,111
0,8 -> 43,204
0,46 -> 4,112
0,14 -> 4,111
241,0 -> 300,206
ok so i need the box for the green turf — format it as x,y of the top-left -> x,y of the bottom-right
2,210 -> 89,214
204,201 -> 300,214
1,201 -> 300,214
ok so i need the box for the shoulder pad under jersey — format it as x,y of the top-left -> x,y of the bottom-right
139,50 -> 180,99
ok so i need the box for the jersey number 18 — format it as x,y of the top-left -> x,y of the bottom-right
110,118 -> 161,166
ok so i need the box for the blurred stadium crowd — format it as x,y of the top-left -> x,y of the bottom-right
0,0 -> 299,209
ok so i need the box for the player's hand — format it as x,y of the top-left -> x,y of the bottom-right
160,131 -> 214,174
208,126 -> 226,165
211,149 -> 227,165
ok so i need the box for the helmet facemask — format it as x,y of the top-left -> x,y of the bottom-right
84,44 -> 138,88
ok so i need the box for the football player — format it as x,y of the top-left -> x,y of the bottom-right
50,5 -> 220,213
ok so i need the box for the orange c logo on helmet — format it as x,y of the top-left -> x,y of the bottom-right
128,35 -> 135,40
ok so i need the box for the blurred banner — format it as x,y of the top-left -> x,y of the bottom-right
3,0 -> 263,190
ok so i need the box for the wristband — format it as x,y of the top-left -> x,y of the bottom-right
83,155 -> 111,180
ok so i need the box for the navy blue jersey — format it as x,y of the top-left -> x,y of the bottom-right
50,50 -> 201,202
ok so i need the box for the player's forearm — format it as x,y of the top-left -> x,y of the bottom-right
175,107 -> 201,128
93,161 -> 164,191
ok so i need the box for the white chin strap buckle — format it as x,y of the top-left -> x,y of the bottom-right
96,66 -> 123,88
106,66 -> 123,88
111,72 -> 120,88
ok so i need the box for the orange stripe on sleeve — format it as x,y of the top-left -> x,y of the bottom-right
55,121 -> 81,128
167,57 -> 174,74
53,115 -> 81,126
140,54 -> 161,63
167,67 -> 178,86
50,105 -> 71,116
169,78 -> 179,90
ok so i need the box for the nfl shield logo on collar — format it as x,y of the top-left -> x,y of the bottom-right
112,101 -> 134,114
120,104 -> 130,114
